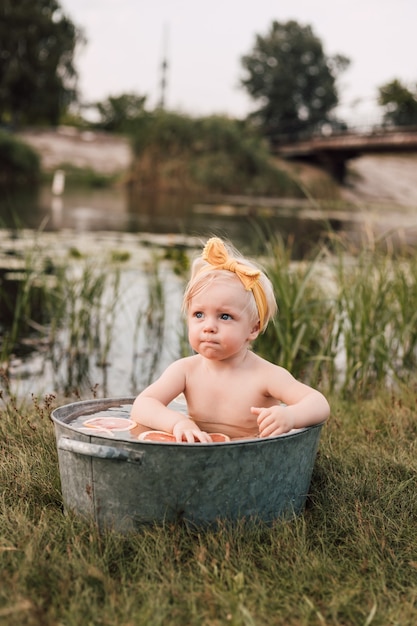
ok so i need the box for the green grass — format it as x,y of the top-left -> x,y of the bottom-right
1,384 -> 417,625
42,164 -> 119,189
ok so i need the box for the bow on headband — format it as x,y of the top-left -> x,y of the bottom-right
200,237 -> 268,330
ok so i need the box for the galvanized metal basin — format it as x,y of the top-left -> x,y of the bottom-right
51,397 -> 324,531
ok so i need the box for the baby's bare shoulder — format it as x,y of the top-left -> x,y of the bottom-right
249,351 -> 285,370
170,354 -> 202,375
250,353 -> 295,381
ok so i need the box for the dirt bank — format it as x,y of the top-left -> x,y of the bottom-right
19,127 -> 132,175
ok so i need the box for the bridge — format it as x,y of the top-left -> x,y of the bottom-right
273,127 -> 417,182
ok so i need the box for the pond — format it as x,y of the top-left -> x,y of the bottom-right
1,182 -> 417,400
1,182 -> 360,254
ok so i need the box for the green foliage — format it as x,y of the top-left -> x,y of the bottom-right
332,248 -> 393,394
131,110 -> 196,156
0,260 -> 49,360
331,241 -> 417,395
47,164 -> 118,188
0,0 -> 83,126
240,20 -> 350,141
0,131 -> 40,185
95,92 -> 147,132
253,231 -> 417,398
378,79 -> 417,127
164,246 -> 190,276
130,111 -> 302,196
255,235 -> 334,386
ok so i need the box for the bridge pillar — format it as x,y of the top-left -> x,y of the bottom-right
314,150 -> 360,184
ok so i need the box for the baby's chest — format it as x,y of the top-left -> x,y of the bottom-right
186,381 -> 268,420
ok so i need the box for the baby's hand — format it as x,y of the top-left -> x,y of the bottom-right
251,406 -> 295,438
172,418 -> 212,443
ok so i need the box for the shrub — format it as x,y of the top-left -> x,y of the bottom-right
0,131 -> 40,186
130,112 -> 302,196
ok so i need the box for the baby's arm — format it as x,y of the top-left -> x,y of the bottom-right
130,360 -> 212,443
251,365 -> 330,437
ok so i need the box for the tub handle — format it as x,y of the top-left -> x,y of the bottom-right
58,437 -> 144,464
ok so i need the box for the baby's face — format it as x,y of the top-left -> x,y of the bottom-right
187,276 -> 259,361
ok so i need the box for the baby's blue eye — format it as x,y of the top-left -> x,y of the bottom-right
220,313 -> 232,320
195,312 -> 203,318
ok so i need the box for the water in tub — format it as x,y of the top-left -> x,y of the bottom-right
69,395 -> 302,443
69,395 -> 191,442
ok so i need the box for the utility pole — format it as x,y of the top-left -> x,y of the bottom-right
158,24 -> 169,109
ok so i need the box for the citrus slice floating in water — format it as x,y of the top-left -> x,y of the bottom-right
83,417 -> 136,432
138,430 -> 176,442
209,433 -> 230,442
138,430 -> 230,443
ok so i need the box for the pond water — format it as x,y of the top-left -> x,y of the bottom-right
1,182 -> 417,400
0,228 -> 187,399
0,183 -> 359,255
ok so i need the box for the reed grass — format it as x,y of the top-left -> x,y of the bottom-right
255,231 -> 417,398
0,241 -> 172,399
46,261 -> 123,395
1,383 -> 417,625
2,227 -> 417,402
0,237 -> 51,364
131,260 -> 167,389
255,234 -> 335,386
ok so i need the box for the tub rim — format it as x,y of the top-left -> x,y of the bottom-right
51,396 -> 325,447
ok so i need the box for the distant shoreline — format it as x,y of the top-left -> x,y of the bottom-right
18,127 -> 417,208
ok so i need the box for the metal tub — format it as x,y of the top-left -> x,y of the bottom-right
51,397 -> 324,531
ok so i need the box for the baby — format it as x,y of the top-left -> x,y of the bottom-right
131,237 -> 330,442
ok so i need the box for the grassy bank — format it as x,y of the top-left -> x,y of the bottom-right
1,384 -> 417,625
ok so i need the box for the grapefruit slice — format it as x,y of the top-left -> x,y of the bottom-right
138,430 -> 230,443
138,430 -> 176,442
83,417 -> 136,432
208,432 -> 230,442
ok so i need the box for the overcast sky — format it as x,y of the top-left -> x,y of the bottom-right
61,0 -> 417,126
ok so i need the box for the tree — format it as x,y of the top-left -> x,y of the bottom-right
240,20 -> 350,142
0,0 -> 84,127
95,93 -> 147,132
378,79 -> 417,127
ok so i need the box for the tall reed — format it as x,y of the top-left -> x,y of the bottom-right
131,259 -> 167,390
255,234 -> 335,388
0,242 -> 171,400
0,234 -> 54,367
256,230 -> 417,398
2,229 -> 417,401
329,236 -> 417,395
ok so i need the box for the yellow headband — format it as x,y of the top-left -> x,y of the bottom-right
200,237 -> 268,330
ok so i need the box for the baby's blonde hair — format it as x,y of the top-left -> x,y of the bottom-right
182,238 -> 277,332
